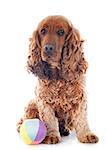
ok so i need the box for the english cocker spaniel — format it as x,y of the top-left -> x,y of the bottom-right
17,16 -> 99,144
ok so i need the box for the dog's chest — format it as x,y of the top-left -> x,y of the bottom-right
37,80 -> 83,113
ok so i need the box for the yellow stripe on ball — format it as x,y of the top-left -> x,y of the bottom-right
20,123 -> 32,144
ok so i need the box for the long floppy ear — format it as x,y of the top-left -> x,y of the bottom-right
61,27 -> 88,82
27,30 -> 53,79
27,30 -> 41,73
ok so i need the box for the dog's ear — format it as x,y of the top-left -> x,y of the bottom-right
27,30 -> 42,74
27,30 -> 53,79
61,27 -> 88,82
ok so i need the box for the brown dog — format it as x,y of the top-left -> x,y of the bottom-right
17,16 -> 99,144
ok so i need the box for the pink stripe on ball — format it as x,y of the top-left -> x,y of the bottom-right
35,121 -> 47,143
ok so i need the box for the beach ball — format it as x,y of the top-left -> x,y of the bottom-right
20,119 -> 47,144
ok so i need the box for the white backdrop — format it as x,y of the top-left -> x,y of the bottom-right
0,0 -> 107,149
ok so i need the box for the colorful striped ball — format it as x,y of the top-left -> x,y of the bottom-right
20,119 -> 47,144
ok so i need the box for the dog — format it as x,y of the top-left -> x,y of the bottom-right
17,16 -> 99,144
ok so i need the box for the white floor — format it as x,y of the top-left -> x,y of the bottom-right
16,131 -> 103,150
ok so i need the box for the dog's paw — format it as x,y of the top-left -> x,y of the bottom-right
78,133 -> 99,143
42,134 -> 61,144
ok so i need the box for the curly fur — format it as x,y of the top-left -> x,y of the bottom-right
17,16 -> 98,144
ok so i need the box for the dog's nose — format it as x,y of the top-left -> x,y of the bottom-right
44,44 -> 55,54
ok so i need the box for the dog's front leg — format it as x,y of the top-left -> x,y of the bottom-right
74,104 -> 99,143
37,101 -> 61,144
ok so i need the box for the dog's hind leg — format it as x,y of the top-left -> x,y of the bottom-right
16,99 -> 39,132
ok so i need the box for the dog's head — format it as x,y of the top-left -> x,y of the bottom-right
27,16 -> 88,81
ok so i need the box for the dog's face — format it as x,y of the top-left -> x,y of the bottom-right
28,16 -> 87,81
38,16 -> 70,68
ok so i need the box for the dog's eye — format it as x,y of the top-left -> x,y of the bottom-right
57,29 -> 65,36
41,28 -> 47,35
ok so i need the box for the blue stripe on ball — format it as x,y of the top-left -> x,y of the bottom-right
25,119 -> 39,141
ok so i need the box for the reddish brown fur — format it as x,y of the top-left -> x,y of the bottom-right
17,16 -> 98,144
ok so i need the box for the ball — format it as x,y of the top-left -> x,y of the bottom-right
20,119 -> 47,144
